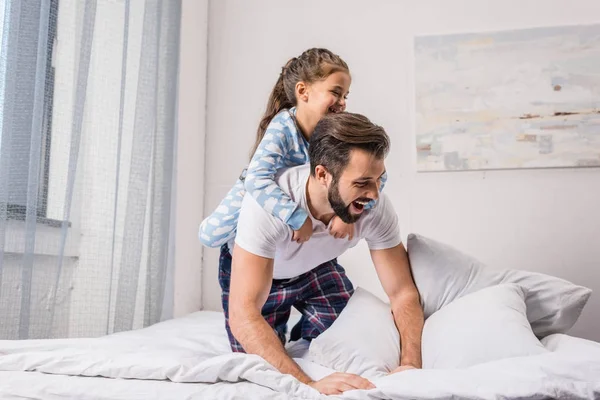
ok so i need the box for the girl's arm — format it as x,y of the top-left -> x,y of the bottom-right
364,170 -> 388,211
198,178 -> 245,248
379,171 -> 388,193
244,120 -> 308,231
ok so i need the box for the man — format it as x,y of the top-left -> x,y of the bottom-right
220,112 -> 424,395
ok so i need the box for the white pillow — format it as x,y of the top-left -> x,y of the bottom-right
408,233 -> 592,337
541,333 -> 600,357
423,284 -> 547,369
307,287 -> 399,379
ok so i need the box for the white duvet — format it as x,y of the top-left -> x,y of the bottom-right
1,311 -> 600,400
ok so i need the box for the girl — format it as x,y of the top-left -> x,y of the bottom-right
198,48 -> 385,250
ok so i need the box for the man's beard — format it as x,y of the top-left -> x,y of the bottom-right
327,179 -> 366,224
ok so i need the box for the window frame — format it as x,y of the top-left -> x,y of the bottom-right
3,0 -> 60,227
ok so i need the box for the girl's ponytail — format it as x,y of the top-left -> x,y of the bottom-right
250,71 -> 293,159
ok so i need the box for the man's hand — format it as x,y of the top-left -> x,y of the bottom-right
292,217 -> 313,243
308,372 -> 375,395
389,365 -> 418,375
328,215 -> 354,240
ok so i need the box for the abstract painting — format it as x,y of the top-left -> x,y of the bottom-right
414,24 -> 600,171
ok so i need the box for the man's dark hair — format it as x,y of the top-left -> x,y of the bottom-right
309,112 -> 390,178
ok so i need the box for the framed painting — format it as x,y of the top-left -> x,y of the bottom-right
415,24 -> 600,171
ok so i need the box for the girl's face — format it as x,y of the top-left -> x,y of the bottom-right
300,71 -> 351,120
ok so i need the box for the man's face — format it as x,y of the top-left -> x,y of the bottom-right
326,149 -> 386,223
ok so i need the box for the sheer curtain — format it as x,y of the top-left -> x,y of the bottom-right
0,0 -> 181,339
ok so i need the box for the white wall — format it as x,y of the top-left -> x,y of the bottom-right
202,0 -> 600,341
174,0 -> 208,318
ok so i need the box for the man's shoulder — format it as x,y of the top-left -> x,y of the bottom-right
239,164 -> 308,225
273,164 -> 310,200
239,192 -> 287,235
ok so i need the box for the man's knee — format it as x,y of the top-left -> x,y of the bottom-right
292,263 -> 355,339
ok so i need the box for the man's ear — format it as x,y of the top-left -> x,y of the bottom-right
295,81 -> 309,102
314,165 -> 330,185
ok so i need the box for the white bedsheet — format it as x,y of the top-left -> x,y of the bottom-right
0,371 -> 289,400
1,311 -> 599,400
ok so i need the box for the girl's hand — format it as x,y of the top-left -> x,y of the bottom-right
329,216 -> 354,240
292,217 -> 313,243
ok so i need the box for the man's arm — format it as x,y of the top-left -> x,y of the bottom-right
228,245 -> 313,383
229,245 -> 376,394
370,243 -> 423,369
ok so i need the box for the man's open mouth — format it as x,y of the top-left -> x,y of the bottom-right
350,199 -> 370,213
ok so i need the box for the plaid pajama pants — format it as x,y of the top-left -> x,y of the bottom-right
219,244 -> 355,353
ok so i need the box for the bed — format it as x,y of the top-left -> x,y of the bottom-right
0,310 -> 599,400
2,234 -> 599,399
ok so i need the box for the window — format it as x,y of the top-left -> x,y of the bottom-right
0,0 -> 60,227
0,0 -> 7,156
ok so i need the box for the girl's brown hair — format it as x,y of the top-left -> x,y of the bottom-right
249,48 -> 349,159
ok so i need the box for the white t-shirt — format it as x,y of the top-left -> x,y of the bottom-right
234,164 -> 402,279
